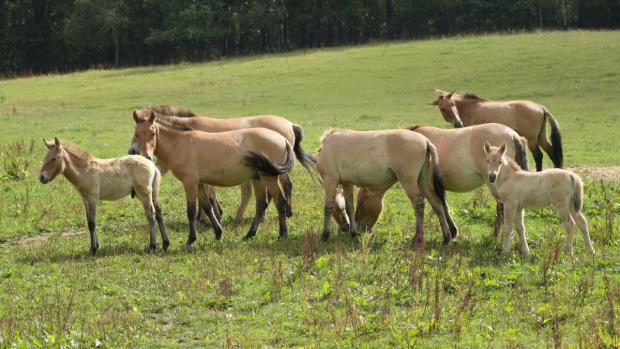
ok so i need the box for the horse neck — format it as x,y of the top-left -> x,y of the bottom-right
495,158 -> 518,186
61,154 -> 92,189
453,98 -> 476,125
153,126 -> 189,166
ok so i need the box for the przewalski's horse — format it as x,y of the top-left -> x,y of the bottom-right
317,128 -> 456,246
483,141 -> 595,257
430,89 -> 563,171
337,124 -> 529,235
39,138 -> 168,255
129,105 -> 317,223
132,111 -> 295,246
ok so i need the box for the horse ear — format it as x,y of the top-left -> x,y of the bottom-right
148,110 -> 156,123
132,110 -> 142,123
483,141 -> 491,154
54,137 -> 61,149
446,90 -> 455,99
43,138 -> 54,149
499,143 -> 507,155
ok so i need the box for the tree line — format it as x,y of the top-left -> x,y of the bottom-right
1,0 -> 618,75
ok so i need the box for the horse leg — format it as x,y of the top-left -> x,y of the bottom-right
280,173 -> 294,218
152,200 -> 169,252
493,202 -> 504,238
321,179 -> 339,242
198,184 -> 224,240
264,176 -> 289,239
573,210 -> 595,255
413,196 -> 425,248
244,180 -> 269,240
136,187 -> 157,252
557,206 -> 577,257
182,181 -> 199,247
342,183 -> 357,237
412,177 -> 452,244
529,142 -> 544,172
84,200 -> 99,255
235,182 -> 253,225
502,204 -> 516,254
514,209 -> 530,256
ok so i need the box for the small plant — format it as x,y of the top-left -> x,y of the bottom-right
0,139 -> 34,181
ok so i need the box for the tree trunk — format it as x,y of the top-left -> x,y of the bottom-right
112,28 -> 119,67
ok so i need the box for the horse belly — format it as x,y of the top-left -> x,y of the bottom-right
443,170 -> 483,192
99,181 -> 133,200
340,164 -> 395,187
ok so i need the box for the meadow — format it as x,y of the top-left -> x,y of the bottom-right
0,30 -> 619,347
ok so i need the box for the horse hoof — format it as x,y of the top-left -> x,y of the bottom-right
321,233 -> 330,242
242,233 -> 255,241
90,243 -> 99,256
146,244 -> 157,253
450,228 -> 459,239
286,207 -> 293,218
278,233 -> 288,240
339,223 -> 350,232
162,240 -> 170,252
214,229 -> 223,241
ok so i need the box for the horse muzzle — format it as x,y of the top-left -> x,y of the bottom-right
39,174 -> 49,184
453,121 -> 464,128
488,173 -> 497,183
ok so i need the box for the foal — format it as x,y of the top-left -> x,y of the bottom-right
39,138 -> 168,254
483,141 -> 595,256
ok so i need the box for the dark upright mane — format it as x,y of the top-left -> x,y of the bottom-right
59,140 -> 93,167
459,93 -> 487,102
154,114 -> 193,131
406,125 -> 425,132
148,105 -> 197,118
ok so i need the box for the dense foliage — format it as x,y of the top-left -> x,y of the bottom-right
1,0 -> 619,74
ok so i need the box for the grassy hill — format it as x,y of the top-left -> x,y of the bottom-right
0,31 -> 619,347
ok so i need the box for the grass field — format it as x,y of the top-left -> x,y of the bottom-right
0,30 -> 619,347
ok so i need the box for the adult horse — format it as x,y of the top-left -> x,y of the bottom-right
430,89 -> 562,171
129,105 -> 316,224
132,111 -> 295,246
317,128 -> 456,246
333,124 -> 529,235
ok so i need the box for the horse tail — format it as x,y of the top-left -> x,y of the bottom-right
245,142 -> 295,177
419,141 -> 447,210
571,174 -> 584,212
543,108 -> 563,168
292,124 -> 320,180
512,135 -> 529,171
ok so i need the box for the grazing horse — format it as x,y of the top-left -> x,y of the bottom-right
317,128 -> 456,246
336,124 -> 529,235
129,105 -> 317,223
132,111 -> 295,246
39,138 -> 168,254
483,141 -> 595,256
430,89 -> 563,171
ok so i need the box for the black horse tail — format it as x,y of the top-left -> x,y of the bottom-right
292,124 -> 321,181
245,142 -> 295,176
543,108 -> 563,168
513,135 -> 529,171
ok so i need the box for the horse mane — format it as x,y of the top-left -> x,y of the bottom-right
317,128 -> 344,154
504,155 -> 523,172
154,114 -> 193,131
457,93 -> 487,102
406,125 -> 425,131
60,140 -> 93,168
148,105 -> 197,118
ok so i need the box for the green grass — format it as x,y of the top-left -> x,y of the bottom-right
1,30 -> 620,347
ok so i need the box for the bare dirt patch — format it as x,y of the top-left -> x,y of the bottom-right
12,231 -> 86,245
568,166 -> 620,182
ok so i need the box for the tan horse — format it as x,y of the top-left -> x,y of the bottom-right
484,142 -> 595,257
430,89 -> 563,171
338,124 -> 529,234
39,138 -> 168,254
132,111 -> 295,246
129,105 -> 316,223
317,128 -> 456,246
